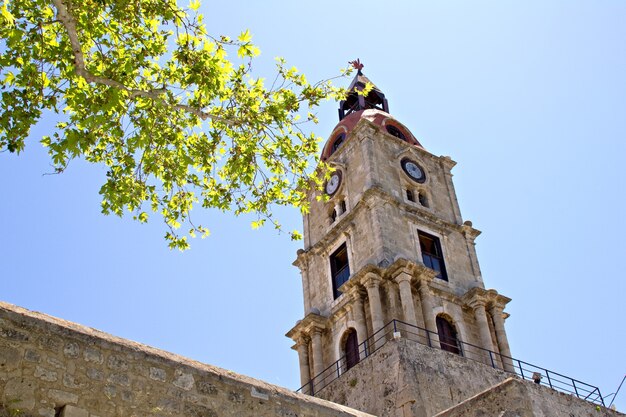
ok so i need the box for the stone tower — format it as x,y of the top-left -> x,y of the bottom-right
286,65 -> 515,415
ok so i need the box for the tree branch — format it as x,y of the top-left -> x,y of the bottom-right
50,0 -> 229,124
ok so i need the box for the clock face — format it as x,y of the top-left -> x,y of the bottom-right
401,158 -> 426,183
325,172 -> 342,196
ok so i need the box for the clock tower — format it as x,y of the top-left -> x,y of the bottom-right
286,63 -> 514,416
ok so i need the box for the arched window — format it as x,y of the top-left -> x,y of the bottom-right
386,125 -> 406,141
418,192 -> 429,207
436,316 -> 461,355
406,189 -> 415,202
343,329 -> 360,370
331,133 -> 346,154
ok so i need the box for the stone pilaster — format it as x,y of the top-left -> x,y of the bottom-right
440,156 -> 463,225
295,336 -> 312,394
311,328 -> 325,380
490,304 -> 514,372
385,280 -> 400,324
416,269 -> 437,342
394,271 -> 418,327
467,297 -> 496,366
347,287 -> 368,347
364,272 -> 385,347
461,221 -> 483,284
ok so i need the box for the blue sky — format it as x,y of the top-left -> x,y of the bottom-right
2,0 -> 625,411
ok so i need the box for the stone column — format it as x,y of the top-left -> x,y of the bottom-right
469,299 -> 496,366
395,271 -> 418,327
364,273 -> 385,348
348,287 -> 368,347
385,281 -> 400,323
310,329 -> 324,382
418,278 -> 437,345
295,336 -> 312,394
490,305 -> 515,372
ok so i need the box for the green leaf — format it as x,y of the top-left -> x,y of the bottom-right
238,29 -> 252,43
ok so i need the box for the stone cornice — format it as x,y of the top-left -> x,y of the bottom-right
341,264 -> 382,291
462,287 -> 512,311
285,312 -> 329,341
461,221 -> 482,240
439,155 -> 457,171
325,264 -> 381,320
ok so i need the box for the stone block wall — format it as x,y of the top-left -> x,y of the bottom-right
0,302 -> 374,417
318,337 -> 510,417
434,377 -> 623,417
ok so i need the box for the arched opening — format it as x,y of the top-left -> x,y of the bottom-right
436,315 -> 461,355
406,189 -> 415,202
343,329 -> 360,370
386,124 -> 407,140
330,133 -> 346,155
418,192 -> 429,207
330,208 -> 337,223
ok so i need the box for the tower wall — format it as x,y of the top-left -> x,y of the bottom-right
288,110 -> 512,384
317,337 -> 510,417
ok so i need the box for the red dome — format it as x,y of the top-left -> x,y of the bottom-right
321,109 -> 423,161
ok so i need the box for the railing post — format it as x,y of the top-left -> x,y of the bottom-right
546,371 -> 553,389
426,330 -> 432,348
336,361 -> 340,378
393,319 -> 397,333
518,360 -> 524,379
488,350 -> 495,368
572,380 -> 580,398
599,388 -> 606,407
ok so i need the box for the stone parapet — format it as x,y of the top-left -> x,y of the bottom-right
0,302 -> 374,417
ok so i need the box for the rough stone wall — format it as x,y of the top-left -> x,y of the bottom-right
0,302 -> 374,417
318,337 -> 510,417
434,377 -> 623,417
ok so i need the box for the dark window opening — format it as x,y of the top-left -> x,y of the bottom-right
406,189 -> 415,202
330,209 -> 337,223
386,125 -> 406,141
330,243 -> 350,299
340,200 -> 347,214
331,133 -> 346,155
436,316 -> 461,355
344,329 -> 360,370
418,193 -> 428,207
418,231 -> 448,281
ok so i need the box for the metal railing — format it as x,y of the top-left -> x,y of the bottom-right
296,319 -> 605,407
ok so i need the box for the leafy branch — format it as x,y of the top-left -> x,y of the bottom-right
0,0 -> 349,249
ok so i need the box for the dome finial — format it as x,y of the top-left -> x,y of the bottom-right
349,59 -> 364,75
338,60 -> 389,120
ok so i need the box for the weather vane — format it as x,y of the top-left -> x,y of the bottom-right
349,59 -> 364,72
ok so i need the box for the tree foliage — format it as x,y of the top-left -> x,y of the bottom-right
0,0 -> 344,249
